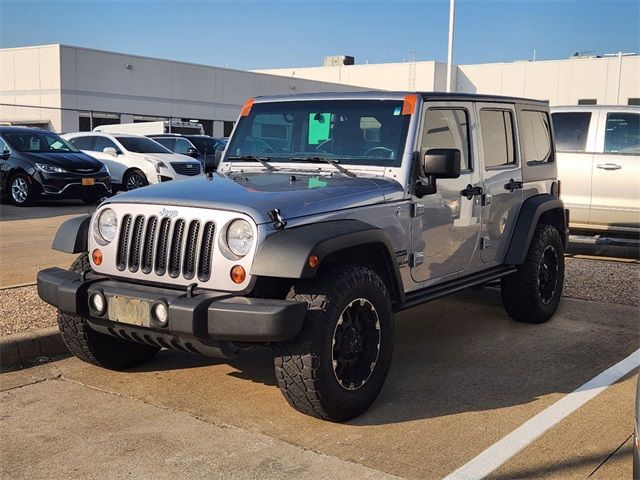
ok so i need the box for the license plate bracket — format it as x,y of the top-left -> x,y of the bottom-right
108,295 -> 150,327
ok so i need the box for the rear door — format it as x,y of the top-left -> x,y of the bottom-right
476,103 -> 523,264
589,110 -> 640,229
551,110 -> 597,226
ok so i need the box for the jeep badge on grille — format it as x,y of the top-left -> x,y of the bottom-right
159,208 -> 178,218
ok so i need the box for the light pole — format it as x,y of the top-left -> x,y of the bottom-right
603,51 -> 636,104
446,0 -> 456,92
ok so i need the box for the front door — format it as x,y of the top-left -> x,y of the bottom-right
476,103 -> 523,264
411,102 -> 482,284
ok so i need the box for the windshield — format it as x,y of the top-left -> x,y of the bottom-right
5,131 -> 79,153
225,100 -> 411,167
116,136 -> 172,154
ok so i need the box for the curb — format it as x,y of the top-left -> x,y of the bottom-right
0,327 -> 68,371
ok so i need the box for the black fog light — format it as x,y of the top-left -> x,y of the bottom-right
89,291 -> 107,316
151,300 -> 169,327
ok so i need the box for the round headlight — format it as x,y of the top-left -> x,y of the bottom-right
97,208 -> 118,243
226,219 -> 254,257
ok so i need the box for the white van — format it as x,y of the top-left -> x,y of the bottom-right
551,105 -> 639,235
93,121 -> 205,136
63,132 -> 202,190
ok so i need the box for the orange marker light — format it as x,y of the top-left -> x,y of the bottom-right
402,94 -> 418,115
240,98 -> 254,117
308,255 -> 319,268
230,265 -> 246,284
92,248 -> 103,266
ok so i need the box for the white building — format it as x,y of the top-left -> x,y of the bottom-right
256,55 -> 640,106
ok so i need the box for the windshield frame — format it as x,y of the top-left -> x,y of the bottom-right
224,99 -> 412,169
4,131 -> 80,154
115,136 -> 173,154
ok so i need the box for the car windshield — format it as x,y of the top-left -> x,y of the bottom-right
4,131 -> 80,153
188,137 -> 218,154
116,136 -> 171,154
225,100 -> 411,167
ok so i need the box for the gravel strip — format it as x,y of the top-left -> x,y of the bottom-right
1,258 -> 637,336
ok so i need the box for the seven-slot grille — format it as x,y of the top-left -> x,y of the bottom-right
116,214 -> 215,282
170,162 -> 201,176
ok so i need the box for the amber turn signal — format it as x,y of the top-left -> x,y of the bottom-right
92,248 -> 103,266
308,255 -> 319,268
230,265 -> 246,284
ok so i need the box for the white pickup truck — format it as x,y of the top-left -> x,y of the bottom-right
551,106 -> 640,235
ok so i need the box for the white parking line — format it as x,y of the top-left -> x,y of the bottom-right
444,348 -> 640,480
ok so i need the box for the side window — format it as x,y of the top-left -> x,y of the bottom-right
0,137 -> 8,154
93,136 -> 118,152
520,110 -> 553,163
551,112 -> 591,152
480,109 -> 516,169
154,138 -> 175,150
422,109 -> 471,170
174,138 -> 193,154
68,136 -> 94,150
604,113 -> 640,154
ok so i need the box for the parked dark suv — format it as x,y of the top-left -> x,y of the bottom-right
0,127 -> 111,206
148,134 -> 226,171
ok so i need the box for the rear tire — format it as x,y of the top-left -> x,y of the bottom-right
57,253 -> 160,370
274,265 -> 394,422
501,223 -> 565,323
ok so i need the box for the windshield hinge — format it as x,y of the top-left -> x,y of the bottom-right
411,203 -> 425,217
268,208 -> 287,230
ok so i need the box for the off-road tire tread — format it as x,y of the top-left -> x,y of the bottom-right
57,253 -> 159,370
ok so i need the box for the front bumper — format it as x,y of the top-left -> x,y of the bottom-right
37,267 -> 306,346
37,171 -> 111,199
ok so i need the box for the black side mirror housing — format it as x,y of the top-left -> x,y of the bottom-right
187,147 -> 200,158
415,148 -> 461,197
205,149 -> 223,174
0,151 -> 9,160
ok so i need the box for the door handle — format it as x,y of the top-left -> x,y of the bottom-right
596,163 -> 622,170
460,184 -> 484,200
504,179 -> 523,192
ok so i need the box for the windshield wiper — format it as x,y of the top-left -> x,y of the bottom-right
289,156 -> 356,177
227,155 -> 276,172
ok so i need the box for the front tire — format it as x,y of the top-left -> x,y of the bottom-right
274,265 -> 394,422
123,169 -> 149,191
57,253 -> 160,370
9,173 -> 36,206
501,223 -> 565,323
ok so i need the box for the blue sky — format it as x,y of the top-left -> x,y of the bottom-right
0,0 -> 638,69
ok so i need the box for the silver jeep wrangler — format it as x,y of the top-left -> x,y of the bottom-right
38,92 -> 568,422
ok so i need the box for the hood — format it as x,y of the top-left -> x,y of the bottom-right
106,171 -> 403,224
23,151 -> 103,173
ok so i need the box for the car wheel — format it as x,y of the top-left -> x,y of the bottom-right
123,170 -> 149,191
501,223 -> 565,323
57,253 -> 160,370
9,173 -> 36,206
274,265 -> 394,422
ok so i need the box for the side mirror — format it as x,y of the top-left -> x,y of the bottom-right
0,150 -> 9,160
187,147 -> 200,158
415,148 -> 461,197
103,147 -> 119,157
205,149 -> 223,174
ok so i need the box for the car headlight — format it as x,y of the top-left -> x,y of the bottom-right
226,219 -> 254,257
36,163 -> 68,174
95,208 -> 118,244
145,157 -> 167,173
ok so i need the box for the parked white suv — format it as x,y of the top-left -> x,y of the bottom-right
62,132 -> 202,190
551,105 -> 639,235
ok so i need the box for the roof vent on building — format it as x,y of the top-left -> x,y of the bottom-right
323,55 -> 355,66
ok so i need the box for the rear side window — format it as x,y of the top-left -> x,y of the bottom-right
551,112 -> 591,152
604,113 -> 640,154
68,136 -> 93,150
422,109 -> 471,170
479,109 -> 516,168
520,110 -> 553,164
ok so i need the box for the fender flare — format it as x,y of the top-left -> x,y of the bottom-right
504,194 -> 567,265
52,214 -> 91,254
250,219 -> 405,302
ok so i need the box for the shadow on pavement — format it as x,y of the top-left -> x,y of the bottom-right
0,200 -> 95,222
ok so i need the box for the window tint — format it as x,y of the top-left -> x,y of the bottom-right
4,132 -> 79,153
68,136 -> 94,150
551,112 -> 591,152
422,109 -> 471,170
480,109 -> 516,168
174,138 -> 194,154
93,136 -> 118,152
154,138 -> 175,150
0,137 -> 9,153
520,110 -> 553,163
115,136 -> 171,154
604,113 -> 640,154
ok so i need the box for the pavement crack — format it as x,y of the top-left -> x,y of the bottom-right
587,432 -> 633,477
0,374 -> 62,392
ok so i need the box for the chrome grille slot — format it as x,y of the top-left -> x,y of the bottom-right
141,216 -> 158,274
155,217 -> 171,275
168,219 -> 186,278
116,214 -> 132,271
128,215 -> 145,272
182,220 -> 200,279
198,222 -> 215,282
